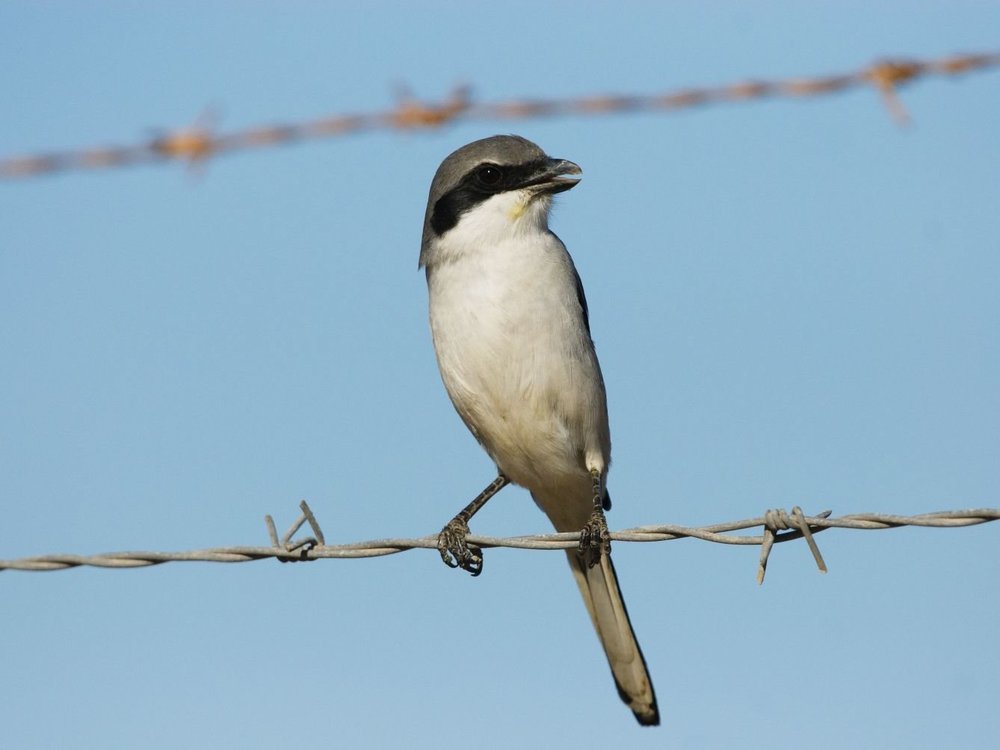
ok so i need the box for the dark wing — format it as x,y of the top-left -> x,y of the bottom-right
573,265 -> 592,337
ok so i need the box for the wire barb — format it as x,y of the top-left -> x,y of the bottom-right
264,500 -> 326,562
2,50 -> 997,179
757,507 -> 832,584
1,506 -> 996,575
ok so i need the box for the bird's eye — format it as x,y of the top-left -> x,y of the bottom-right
477,165 -> 503,185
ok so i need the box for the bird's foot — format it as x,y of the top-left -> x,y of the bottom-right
437,516 -> 483,576
579,506 -> 611,568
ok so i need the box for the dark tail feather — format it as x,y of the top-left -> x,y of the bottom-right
565,550 -> 660,726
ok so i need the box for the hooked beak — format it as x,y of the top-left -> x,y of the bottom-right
523,158 -> 582,195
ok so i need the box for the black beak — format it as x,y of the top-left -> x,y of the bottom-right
523,158 -> 582,194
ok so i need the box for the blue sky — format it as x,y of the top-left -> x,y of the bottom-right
2,3 -> 998,748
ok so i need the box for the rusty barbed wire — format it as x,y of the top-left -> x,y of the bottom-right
1,502 -> 996,584
2,51 -> 998,179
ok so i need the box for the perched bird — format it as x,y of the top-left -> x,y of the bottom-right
419,135 -> 659,726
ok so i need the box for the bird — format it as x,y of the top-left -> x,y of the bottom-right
418,134 -> 659,726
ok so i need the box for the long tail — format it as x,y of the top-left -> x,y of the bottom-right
565,549 -> 660,726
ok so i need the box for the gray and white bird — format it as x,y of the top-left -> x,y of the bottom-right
419,135 -> 659,726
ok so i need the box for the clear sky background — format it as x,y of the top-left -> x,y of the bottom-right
2,3 -> 998,748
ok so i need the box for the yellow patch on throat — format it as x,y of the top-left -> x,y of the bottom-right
507,193 -> 532,222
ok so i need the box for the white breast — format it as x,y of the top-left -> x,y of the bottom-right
425,190 -> 610,496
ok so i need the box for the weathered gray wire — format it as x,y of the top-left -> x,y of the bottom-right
1,505 -> 995,578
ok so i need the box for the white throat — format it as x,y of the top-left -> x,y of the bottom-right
429,190 -> 553,267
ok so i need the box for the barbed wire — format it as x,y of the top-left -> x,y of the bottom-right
2,50 -> 998,180
2,502 -> 996,584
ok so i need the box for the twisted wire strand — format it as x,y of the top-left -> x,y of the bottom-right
2,506 -> 996,581
2,51 -> 998,179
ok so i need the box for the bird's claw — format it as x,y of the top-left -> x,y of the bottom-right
437,517 -> 484,576
579,507 -> 611,568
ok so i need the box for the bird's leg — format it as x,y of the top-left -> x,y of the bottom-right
437,473 -> 509,576
579,468 -> 611,568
